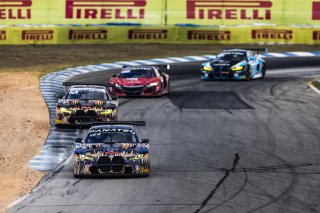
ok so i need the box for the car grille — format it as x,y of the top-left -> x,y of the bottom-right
97,156 -> 125,173
112,156 -> 125,172
213,66 -> 232,77
98,156 -> 111,173
122,86 -> 144,95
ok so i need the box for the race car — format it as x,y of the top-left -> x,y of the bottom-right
201,48 -> 267,80
73,121 -> 150,177
55,84 -> 118,126
108,65 -> 170,97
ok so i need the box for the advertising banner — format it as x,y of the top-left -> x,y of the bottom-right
0,26 -> 177,44
0,0 -> 165,25
167,0 -> 320,26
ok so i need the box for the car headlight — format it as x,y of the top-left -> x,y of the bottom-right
203,66 -> 212,71
99,109 -> 113,115
58,107 -> 72,114
147,82 -> 158,87
232,66 -> 244,71
115,84 -> 121,88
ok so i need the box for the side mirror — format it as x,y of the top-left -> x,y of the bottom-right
249,56 -> 255,61
112,74 -> 117,78
141,138 -> 150,144
74,137 -> 83,143
108,104 -> 117,110
56,94 -> 64,99
111,96 -> 118,101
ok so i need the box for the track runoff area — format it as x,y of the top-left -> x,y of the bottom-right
11,54 -> 320,213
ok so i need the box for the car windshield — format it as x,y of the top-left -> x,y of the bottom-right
119,69 -> 155,78
66,88 -> 107,100
85,131 -> 138,144
216,52 -> 246,62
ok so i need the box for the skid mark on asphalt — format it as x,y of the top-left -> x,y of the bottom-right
194,153 -> 241,213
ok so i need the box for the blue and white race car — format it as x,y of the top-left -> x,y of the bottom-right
201,48 -> 267,80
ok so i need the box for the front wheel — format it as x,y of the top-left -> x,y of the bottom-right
261,64 -> 266,79
245,66 -> 251,81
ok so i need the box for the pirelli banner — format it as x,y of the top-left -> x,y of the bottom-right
177,27 -> 320,44
0,0 -> 165,25
0,26 -> 177,44
1,0 -> 320,26
168,0 -> 320,25
1,26 -> 320,44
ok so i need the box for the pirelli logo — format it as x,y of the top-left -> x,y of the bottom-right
128,29 -> 167,40
187,0 -> 272,20
188,30 -> 230,40
65,0 -> 146,19
252,29 -> 293,40
313,1 -> 320,20
69,30 -> 108,40
22,30 -> 54,41
313,31 -> 320,40
0,30 -> 6,40
0,0 -> 32,19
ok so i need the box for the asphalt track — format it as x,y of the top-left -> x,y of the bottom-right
11,57 -> 320,213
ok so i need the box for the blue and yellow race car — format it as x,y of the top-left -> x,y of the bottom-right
201,48 -> 267,80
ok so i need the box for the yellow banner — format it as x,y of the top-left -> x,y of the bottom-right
167,0 -> 320,26
0,0 -> 165,25
0,26 -> 177,44
177,27 -> 320,44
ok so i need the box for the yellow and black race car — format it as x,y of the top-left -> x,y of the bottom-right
55,84 -> 118,127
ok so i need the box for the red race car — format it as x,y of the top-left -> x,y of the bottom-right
108,65 -> 170,97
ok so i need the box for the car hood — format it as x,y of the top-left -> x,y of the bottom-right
57,99 -> 107,108
110,78 -> 157,86
75,143 -> 149,156
210,60 -> 246,67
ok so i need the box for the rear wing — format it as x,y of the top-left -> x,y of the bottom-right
122,65 -> 170,70
246,48 -> 268,55
91,121 -> 146,127
225,48 -> 268,55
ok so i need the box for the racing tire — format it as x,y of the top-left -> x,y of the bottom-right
245,66 -> 251,81
261,63 -> 266,79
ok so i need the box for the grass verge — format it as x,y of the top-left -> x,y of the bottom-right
0,44 -> 319,78
312,80 -> 320,90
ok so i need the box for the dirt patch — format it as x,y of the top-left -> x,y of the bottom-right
0,72 -> 50,213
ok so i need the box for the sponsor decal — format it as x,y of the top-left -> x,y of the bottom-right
313,31 -> 320,40
128,29 -> 168,39
0,0 -> 32,19
0,30 -> 6,40
313,1 -> 320,20
186,0 -> 272,20
22,30 -> 54,40
69,29 -> 108,40
65,0 -> 146,19
252,29 -> 293,40
187,30 -> 230,40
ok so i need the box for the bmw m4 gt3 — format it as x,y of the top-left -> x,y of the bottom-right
201,48 -> 267,80
73,121 -> 150,177
108,65 -> 170,97
55,84 -> 118,126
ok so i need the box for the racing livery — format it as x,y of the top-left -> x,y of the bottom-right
73,121 -> 150,177
201,48 -> 267,80
108,65 -> 170,97
55,84 -> 118,126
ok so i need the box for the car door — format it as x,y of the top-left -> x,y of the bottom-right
247,51 -> 259,75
